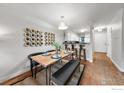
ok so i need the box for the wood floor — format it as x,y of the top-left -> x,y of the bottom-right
15,52 -> 124,85
80,52 -> 124,85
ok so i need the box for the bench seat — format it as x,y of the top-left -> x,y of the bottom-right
68,64 -> 85,85
51,60 -> 80,85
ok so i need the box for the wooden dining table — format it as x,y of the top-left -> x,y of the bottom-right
31,50 -> 74,85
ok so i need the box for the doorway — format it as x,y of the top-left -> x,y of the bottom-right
94,31 -> 107,53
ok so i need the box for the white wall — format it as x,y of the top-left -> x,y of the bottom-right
107,9 -> 124,72
85,27 -> 93,62
94,31 -> 107,53
0,7 -> 64,82
107,27 -> 112,58
121,10 -> 124,72
65,31 -> 79,41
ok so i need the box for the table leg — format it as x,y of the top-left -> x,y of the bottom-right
30,61 -> 33,77
49,65 -> 51,85
46,66 -> 52,85
46,68 -> 48,85
34,64 -> 37,79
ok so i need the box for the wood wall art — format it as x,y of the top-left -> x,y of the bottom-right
24,28 -> 55,47
24,28 -> 43,47
44,32 -> 55,45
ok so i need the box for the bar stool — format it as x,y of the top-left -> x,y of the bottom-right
74,48 -> 78,59
64,44 -> 68,50
71,44 -> 78,59
79,44 -> 86,61
71,44 -> 75,51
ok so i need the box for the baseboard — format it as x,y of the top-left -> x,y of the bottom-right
87,59 -> 93,63
110,58 -> 124,72
0,68 -> 30,83
1,66 -> 43,85
94,51 -> 107,54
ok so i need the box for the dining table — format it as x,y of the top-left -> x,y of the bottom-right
31,50 -> 74,85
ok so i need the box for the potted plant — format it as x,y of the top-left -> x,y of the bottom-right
52,42 -> 61,57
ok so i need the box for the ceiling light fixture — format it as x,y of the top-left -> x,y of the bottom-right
80,29 -> 87,33
58,16 -> 68,30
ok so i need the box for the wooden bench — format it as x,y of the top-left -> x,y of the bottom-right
68,64 -> 85,85
51,60 -> 81,85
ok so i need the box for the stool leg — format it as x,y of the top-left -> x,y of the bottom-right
83,49 -> 86,61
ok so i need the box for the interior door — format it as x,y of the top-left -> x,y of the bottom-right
94,31 -> 107,53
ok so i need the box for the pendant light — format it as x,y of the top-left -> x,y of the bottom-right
58,16 -> 68,30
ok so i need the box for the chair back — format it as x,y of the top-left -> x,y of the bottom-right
46,50 -> 55,53
28,52 -> 45,60
28,52 -> 45,66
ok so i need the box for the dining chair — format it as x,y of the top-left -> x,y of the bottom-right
46,50 -> 56,53
28,52 -> 45,78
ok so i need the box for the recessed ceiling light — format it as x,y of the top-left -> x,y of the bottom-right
80,29 -> 87,33
94,26 -> 107,32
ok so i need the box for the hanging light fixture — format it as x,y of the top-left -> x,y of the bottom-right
58,16 -> 68,30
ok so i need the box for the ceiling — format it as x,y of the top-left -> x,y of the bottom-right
0,3 -> 124,32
